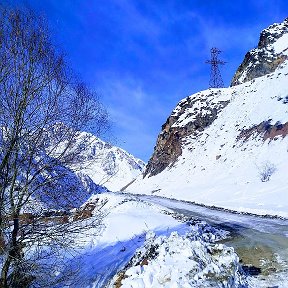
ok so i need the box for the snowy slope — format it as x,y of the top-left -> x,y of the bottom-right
22,129 -> 145,211
23,129 -> 144,211
49,193 -> 189,287
68,132 -> 145,191
125,20 -> 288,217
45,123 -> 145,192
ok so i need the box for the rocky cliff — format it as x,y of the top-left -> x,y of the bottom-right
144,89 -> 230,177
144,18 -> 288,178
231,18 -> 288,86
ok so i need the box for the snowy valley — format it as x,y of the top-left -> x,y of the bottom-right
1,8 -> 288,288
54,18 -> 288,288
39,192 -> 288,287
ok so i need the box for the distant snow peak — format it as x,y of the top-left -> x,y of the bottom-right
27,126 -> 145,210
69,131 -> 145,191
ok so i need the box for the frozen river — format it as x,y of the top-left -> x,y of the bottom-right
137,194 -> 288,287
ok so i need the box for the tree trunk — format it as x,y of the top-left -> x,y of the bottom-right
0,216 -> 21,288
1,255 -> 11,288
0,229 -> 5,254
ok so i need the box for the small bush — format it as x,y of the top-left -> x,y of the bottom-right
258,161 -> 276,182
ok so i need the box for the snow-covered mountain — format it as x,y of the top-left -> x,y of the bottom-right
24,129 -> 145,212
68,131 -> 145,191
125,18 -> 288,217
41,123 -> 145,192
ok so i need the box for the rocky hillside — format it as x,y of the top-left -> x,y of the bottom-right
145,18 -> 288,180
144,90 -> 230,177
125,18 -> 288,217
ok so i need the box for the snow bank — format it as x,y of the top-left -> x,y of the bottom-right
116,231 -> 248,288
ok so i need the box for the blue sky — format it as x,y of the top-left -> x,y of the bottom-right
6,0 -> 288,161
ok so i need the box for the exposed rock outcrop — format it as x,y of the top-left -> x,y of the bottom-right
237,120 -> 288,142
144,90 -> 230,177
231,18 -> 288,86
143,116 -> 182,177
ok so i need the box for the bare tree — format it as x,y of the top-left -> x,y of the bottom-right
258,161 -> 277,182
0,7 -> 109,287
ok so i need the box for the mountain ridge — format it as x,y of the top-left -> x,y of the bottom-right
231,17 -> 288,86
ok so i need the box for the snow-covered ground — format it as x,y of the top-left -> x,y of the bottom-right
50,193 -> 189,287
28,192 -> 287,288
29,192 -> 252,287
117,231 -> 247,288
67,192 -> 238,288
138,194 -> 288,287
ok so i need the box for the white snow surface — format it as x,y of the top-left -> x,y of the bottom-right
273,33 -> 288,55
53,193 -> 189,287
85,193 -> 184,245
73,193 -> 250,288
47,192 -> 254,288
27,193 -> 288,288
119,231 -> 247,288
126,59 -> 288,218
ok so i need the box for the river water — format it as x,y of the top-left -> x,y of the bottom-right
137,195 -> 288,286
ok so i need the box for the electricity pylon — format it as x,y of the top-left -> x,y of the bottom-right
206,47 -> 226,88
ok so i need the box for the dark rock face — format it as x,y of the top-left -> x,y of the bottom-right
231,18 -> 288,86
143,117 -> 182,178
144,91 -> 230,177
